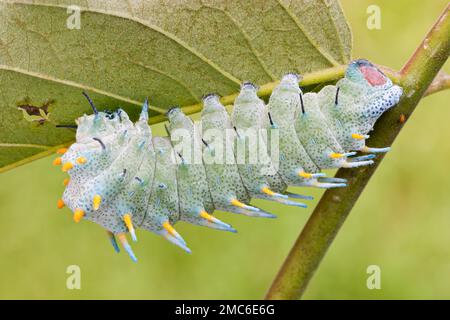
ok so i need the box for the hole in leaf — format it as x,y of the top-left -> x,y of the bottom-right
17,99 -> 54,125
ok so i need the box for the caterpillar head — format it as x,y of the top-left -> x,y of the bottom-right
346,59 -> 402,114
62,96 -> 150,179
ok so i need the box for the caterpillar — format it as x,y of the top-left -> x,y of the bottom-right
53,59 -> 403,262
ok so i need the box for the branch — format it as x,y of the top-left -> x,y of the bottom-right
425,71 -> 450,96
265,3 -> 450,300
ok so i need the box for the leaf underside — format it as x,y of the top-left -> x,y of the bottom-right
0,0 -> 352,172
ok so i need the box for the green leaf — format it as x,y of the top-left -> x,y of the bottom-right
0,0 -> 352,173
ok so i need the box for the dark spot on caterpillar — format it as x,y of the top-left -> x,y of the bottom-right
17,98 -> 54,125
135,176 -> 143,184
104,109 -> 115,119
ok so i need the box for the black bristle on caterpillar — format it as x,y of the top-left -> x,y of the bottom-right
335,87 -> 340,106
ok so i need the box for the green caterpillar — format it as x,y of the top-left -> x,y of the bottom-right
54,60 -> 403,262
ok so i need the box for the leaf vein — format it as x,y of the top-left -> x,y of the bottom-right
274,0 -> 340,66
0,64 -> 167,114
2,0 -> 242,86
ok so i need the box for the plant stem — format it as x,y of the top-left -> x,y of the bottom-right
425,71 -> 450,96
265,3 -> 450,300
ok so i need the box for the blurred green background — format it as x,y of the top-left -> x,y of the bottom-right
0,0 -> 449,299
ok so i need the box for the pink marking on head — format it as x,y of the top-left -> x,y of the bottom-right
359,65 -> 387,86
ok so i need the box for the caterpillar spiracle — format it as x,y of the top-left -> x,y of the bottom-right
54,59 -> 403,262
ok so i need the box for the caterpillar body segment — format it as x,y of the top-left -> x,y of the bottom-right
231,82 -> 291,206
200,94 -> 255,215
266,74 -> 340,189
266,74 -> 318,183
295,91 -> 349,170
140,137 -> 179,235
57,60 -> 403,261
165,108 -> 231,232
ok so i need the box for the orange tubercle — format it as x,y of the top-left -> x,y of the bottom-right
57,199 -> 65,209
298,172 -> 313,179
73,209 -> 85,223
56,148 -> 68,155
199,210 -> 214,222
76,157 -> 87,164
53,157 -> 62,166
61,162 -> 74,172
162,221 -> 176,236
